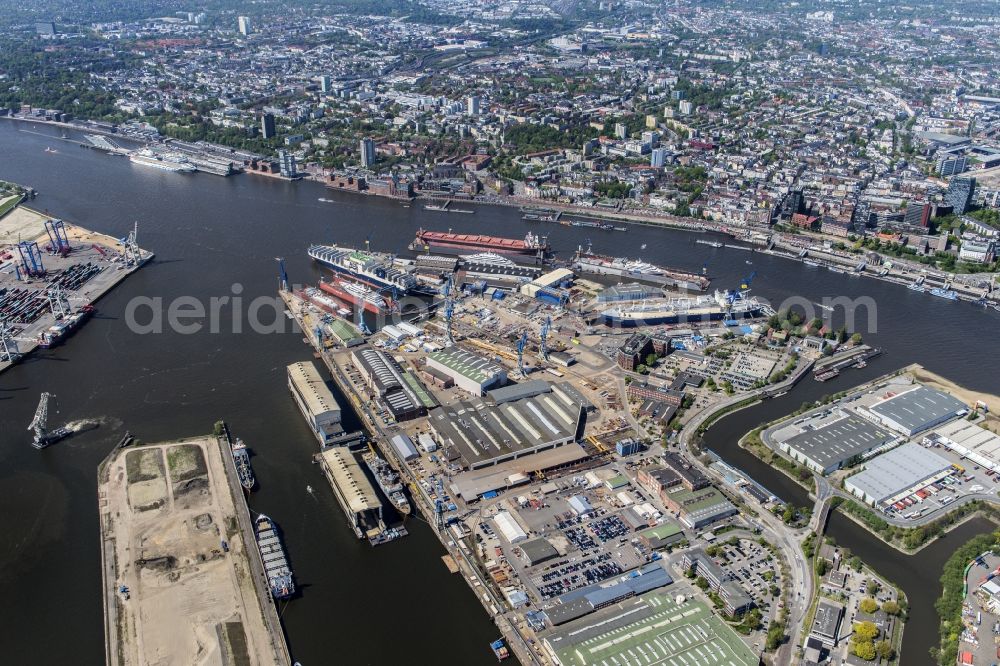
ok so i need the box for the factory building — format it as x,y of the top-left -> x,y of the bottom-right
425,348 -> 507,396
427,385 -> 583,470
543,562 -> 673,626
390,434 -> 419,461
287,361 -> 342,445
351,348 -> 433,421
519,267 -> 574,304
844,442 -> 953,508
319,448 -> 384,539
680,548 -> 754,616
661,485 -> 737,529
493,510 -> 528,543
777,413 -> 896,475
925,420 -> 1000,473
596,283 -> 663,303
859,385 -> 967,436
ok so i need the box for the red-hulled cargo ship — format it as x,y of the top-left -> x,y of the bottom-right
410,228 -> 550,261
319,278 -> 394,314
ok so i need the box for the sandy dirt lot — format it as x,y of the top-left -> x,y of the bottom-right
101,438 -> 283,666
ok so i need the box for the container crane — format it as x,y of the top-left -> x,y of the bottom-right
0,320 -> 22,362
276,257 -> 289,292
44,218 -> 70,255
120,222 -> 142,266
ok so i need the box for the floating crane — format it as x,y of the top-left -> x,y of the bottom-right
27,392 -> 70,450
539,315 -> 551,361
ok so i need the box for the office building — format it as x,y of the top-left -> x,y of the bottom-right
680,548 -> 754,616
810,600 -> 844,647
260,113 -> 276,139
903,201 -> 931,228
945,177 -> 975,215
277,149 -> 296,178
319,75 -> 332,93
650,147 -> 667,168
237,16 -> 252,36
360,137 -> 375,168
466,95 -> 481,115
936,154 -> 968,177
661,485 -> 737,529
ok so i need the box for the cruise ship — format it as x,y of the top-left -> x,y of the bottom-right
362,450 -> 411,515
128,148 -> 196,173
573,250 -> 710,291
308,244 -> 425,294
255,514 -> 295,600
319,278 -> 393,314
599,289 -> 765,327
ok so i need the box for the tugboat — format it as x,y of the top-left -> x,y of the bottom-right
362,450 -> 411,515
231,438 -> 256,491
255,514 -> 295,600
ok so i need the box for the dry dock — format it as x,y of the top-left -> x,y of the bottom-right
98,436 -> 289,666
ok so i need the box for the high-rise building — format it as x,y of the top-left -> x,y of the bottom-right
936,154 -> 968,177
903,201 -> 931,228
679,100 -> 693,115
360,137 -> 375,168
238,16 -> 252,36
945,177 -> 975,215
614,123 -> 627,139
466,96 -> 481,115
650,148 -> 668,168
320,76 -> 332,93
277,149 -> 296,178
261,113 -> 276,139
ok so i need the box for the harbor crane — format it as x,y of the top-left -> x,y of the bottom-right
739,271 -> 757,291
0,320 -> 22,362
119,222 -> 142,266
26,392 -> 74,449
442,274 -> 455,346
17,240 -> 45,278
539,316 -> 551,361
516,331 -> 528,376
44,218 -> 70,255
45,286 -> 73,319
276,257 -> 289,292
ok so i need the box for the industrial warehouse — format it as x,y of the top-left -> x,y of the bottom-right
844,442 -> 954,508
776,412 -> 897,475
424,347 -> 508,395
427,380 -> 584,470
860,385 -> 968,436
926,420 -> 1000,472
287,361 -> 343,445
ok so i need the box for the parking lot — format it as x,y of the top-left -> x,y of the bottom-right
715,539 -> 782,621
961,551 -> 1000,666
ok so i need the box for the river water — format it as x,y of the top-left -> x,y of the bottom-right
0,120 -> 997,664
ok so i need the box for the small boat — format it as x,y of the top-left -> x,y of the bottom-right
490,639 -> 510,661
44,147 -> 58,154
317,197 -> 334,203
640,243 -> 647,250
231,438 -> 255,491
306,485 -> 314,493
745,260 -> 753,265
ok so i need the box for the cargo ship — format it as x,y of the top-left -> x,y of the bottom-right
308,244 -> 424,294
599,289 -> 765,327
411,228 -> 550,261
362,450 -> 411,515
255,514 -> 295,600
573,250 -> 709,291
38,305 -> 95,348
231,438 -> 255,491
319,278 -> 394,314
128,148 -> 196,173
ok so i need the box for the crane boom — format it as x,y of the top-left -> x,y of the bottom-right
28,392 -> 52,434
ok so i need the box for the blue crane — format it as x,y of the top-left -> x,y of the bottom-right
740,271 -> 757,291
275,257 -> 289,292
17,241 -> 44,277
44,219 -> 70,254
517,331 -> 528,376
539,315 -> 551,361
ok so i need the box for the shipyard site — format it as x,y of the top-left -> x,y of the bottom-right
273,227 -> 827,664
0,188 -> 152,374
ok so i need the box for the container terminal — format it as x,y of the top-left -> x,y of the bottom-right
275,234 -> 803,664
0,199 -> 153,374
97,433 -> 290,666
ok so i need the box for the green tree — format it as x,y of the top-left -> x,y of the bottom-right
854,620 -> 879,642
876,639 -> 895,660
859,597 -> 878,614
852,640 -> 876,661
882,600 -> 900,615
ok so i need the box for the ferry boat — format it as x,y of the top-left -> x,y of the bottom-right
128,148 -> 196,173
38,305 -> 94,348
255,514 -> 295,600
930,287 -> 958,301
231,438 -> 255,491
412,229 -> 550,260
319,278 -> 393,314
573,250 -> 710,291
362,450 -> 411,515
814,368 -> 841,382
599,289 -> 764,327
308,244 -> 423,294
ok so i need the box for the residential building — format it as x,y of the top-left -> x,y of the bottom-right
360,137 -> 376,168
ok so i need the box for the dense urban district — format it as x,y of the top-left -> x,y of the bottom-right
2,2 -> 1000,666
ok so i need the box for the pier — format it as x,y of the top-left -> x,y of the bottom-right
97,434 -> 290,666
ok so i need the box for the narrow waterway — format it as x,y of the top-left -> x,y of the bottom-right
0,119 -> 998,665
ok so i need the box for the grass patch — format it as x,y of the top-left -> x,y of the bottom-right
166,444 -> 207,482
0,194 -> 21,219
125,448 -> 164,484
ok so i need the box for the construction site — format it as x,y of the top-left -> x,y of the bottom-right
97,435 -> 289,666
0,197 -> 152,373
